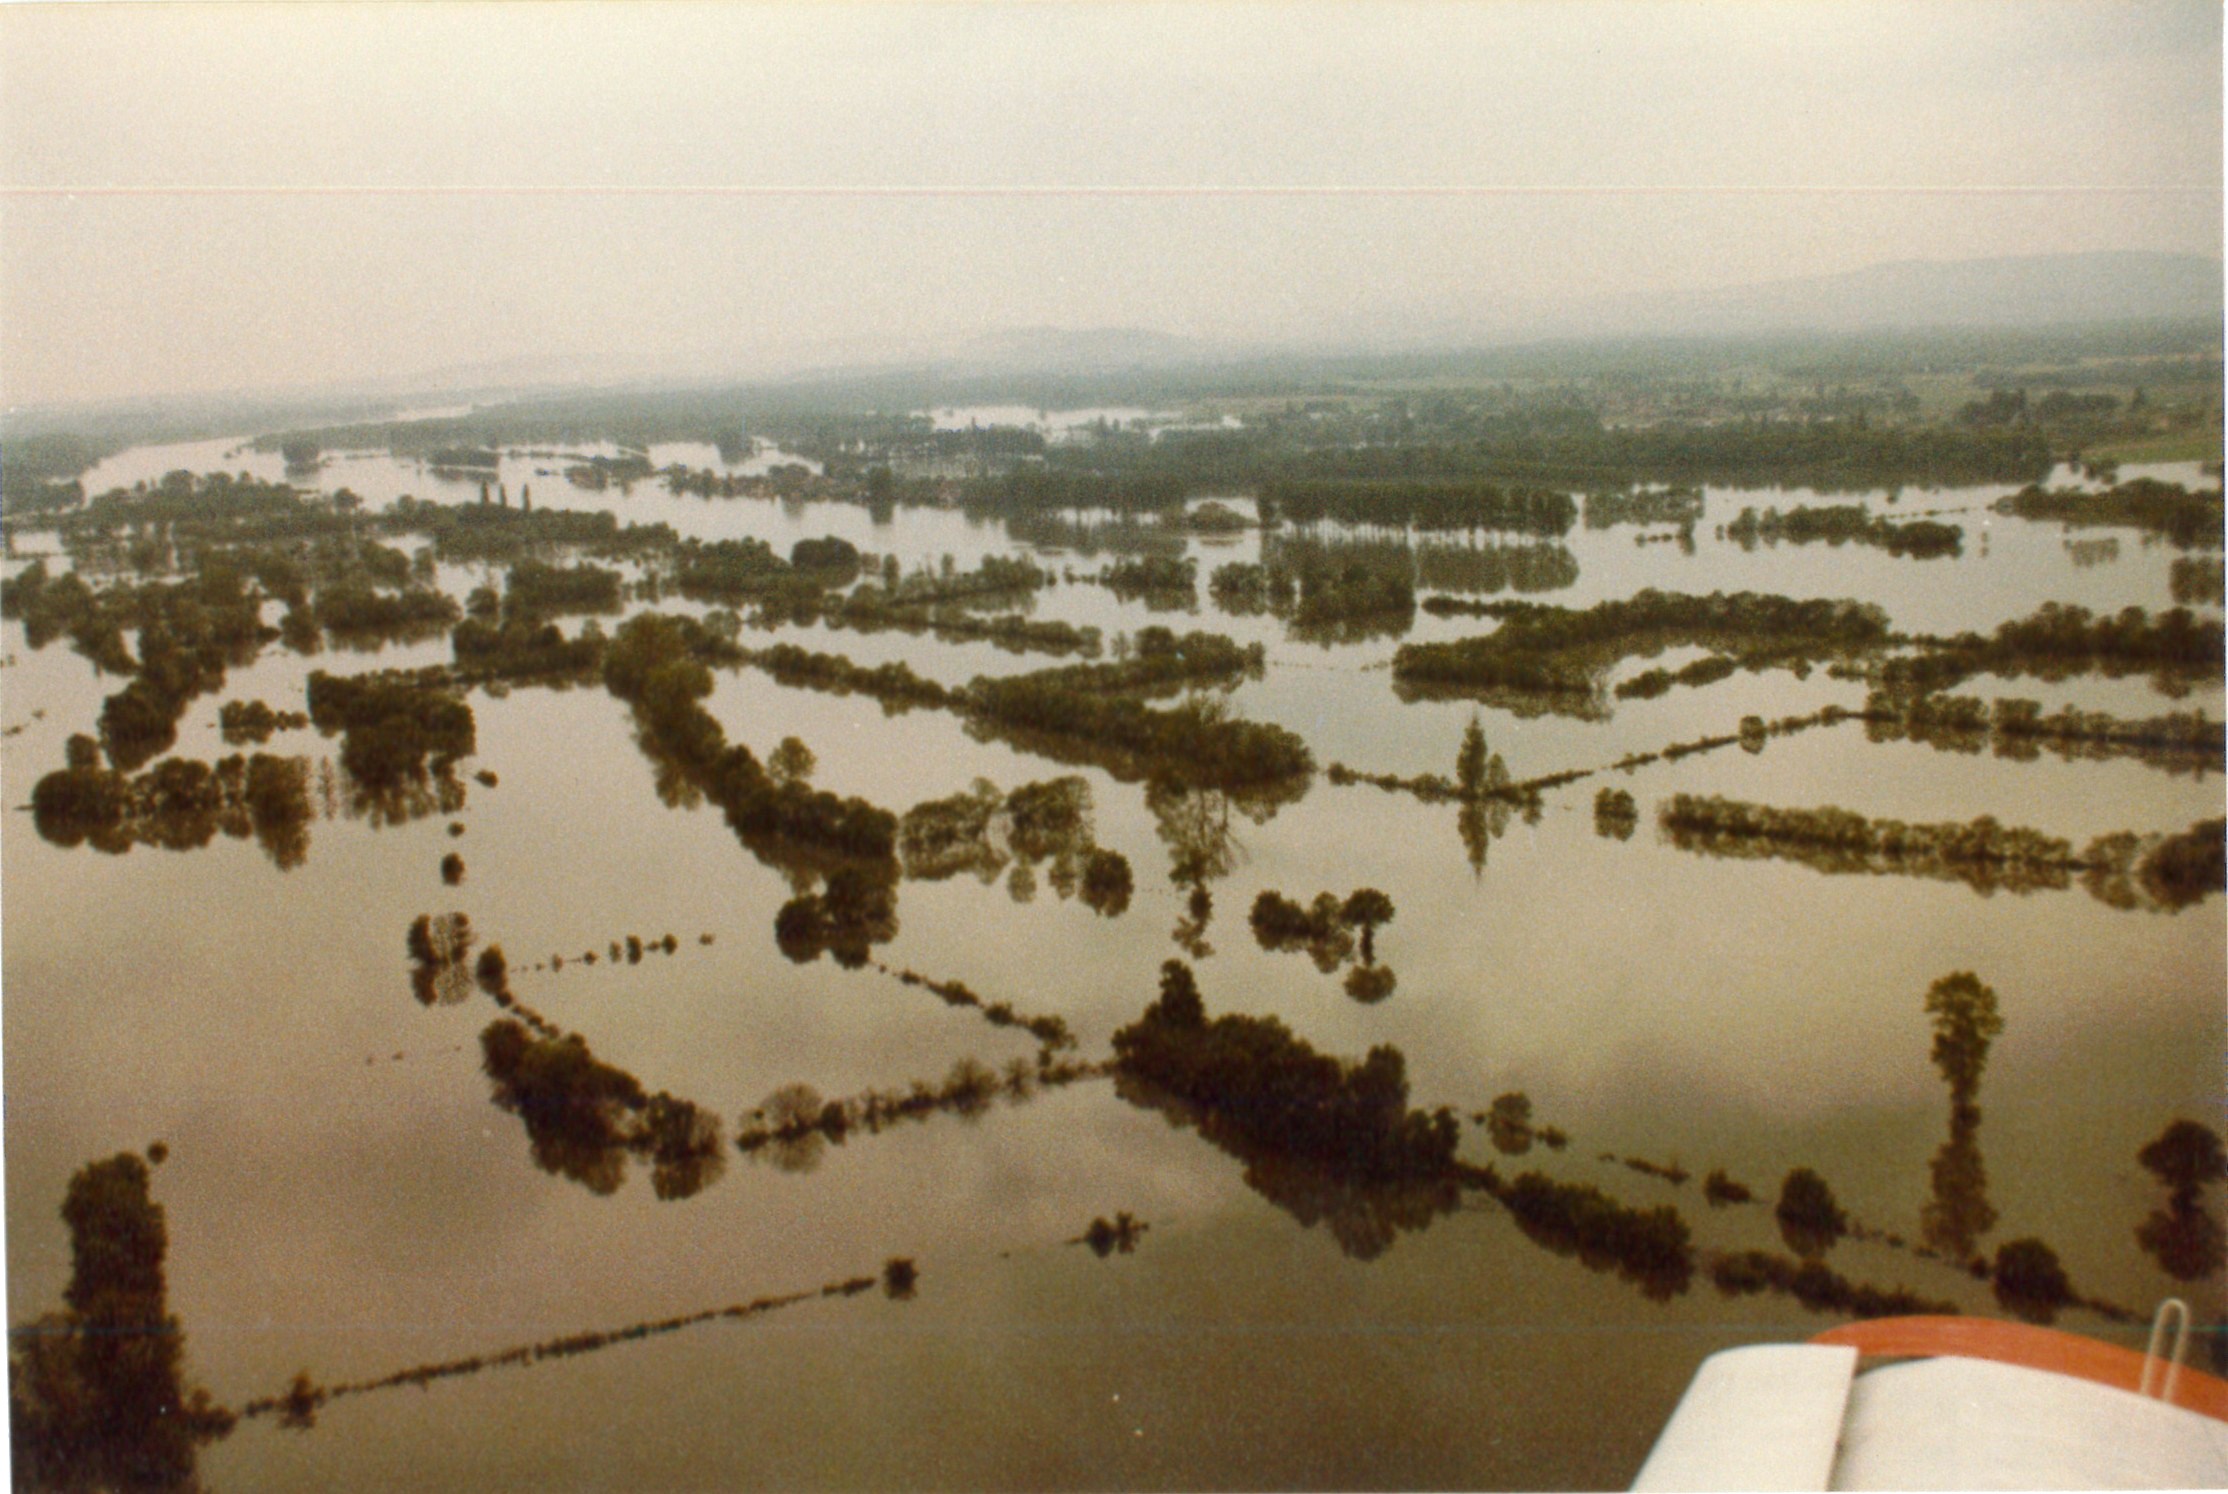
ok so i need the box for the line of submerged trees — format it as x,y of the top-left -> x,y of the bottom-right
1106,959 -> 2005,1310
1723,503 -> 1963,559
1657,792 -> 2225,911
1992,478 -> 2225,552
1858,691 -> 2222,776
1393,586 -> 2220,721
1392,589 -> 1893,716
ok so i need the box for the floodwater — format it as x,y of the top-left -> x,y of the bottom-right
4,438 -> 2221,1490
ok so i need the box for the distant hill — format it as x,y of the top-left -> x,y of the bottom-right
1562,251 -> 2223,339
948,325 -> 1217,372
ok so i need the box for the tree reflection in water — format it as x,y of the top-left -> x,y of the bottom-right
478,1018 -> 726,1200
899,774 -> 1133,916
1918,972 -> 2003,1264
737,1054 -> 1106,1175
1117,1074 -> 1462,1262
8,1152 -> 235,1489
407,912 -> 476,1007
2134,1119 -> 2228,1282
31,739 -> 319,869
241,1268 -> 896,1430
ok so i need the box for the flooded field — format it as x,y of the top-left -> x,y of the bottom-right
4,435 -> 2221,1490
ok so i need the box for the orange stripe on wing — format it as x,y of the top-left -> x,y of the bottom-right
1813,1316 -> 2228,1424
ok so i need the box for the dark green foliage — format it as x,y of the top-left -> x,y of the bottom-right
894,967 -> 1080,1051
767,737 -> 817,789
308,670 -> 475,788
1098,555 -> 1197,605
1485,1093 -> 1534,1156
670,536 -> 795,603
607,615 -> 897,867
217,698 -> 307,745
1342,965 -> 1397,1003
964,633 -> 1309,792
1395,590 -> 1889,715
32,751 -> 314,867
312,580 -> 459,640
1863,692 -> 2223,775
1286,559 -> 1415,639
1257,417 -> 2047,493
1924,972 -> 2002,1104
1615,653 -> 1739,701
1112,961 -> 1458,1184
1583,487 -> 1704,529
1991,1238 -> 2074,1322
1080,848 -> 1134,917
1993,479 -> 2224,551
17,564 -> 276,770
1593,787 -> 1638,840
1414,540 -> 1580,596
9,1154 -> 234,1491
1703,1170 -> 1753,1207
408,912 -> 476,1006
452,615 -> 606,681
774,867 -> 899,969
743,644 -> 958,713
1725,503 -> 1962,558
561,452 -> 653,490
504,560 -> 623,617
826,593 -> 1100,658
1456,716 -> 1489,799
1013,626 -> 1263,699
736,1052 -> 1098,1167
960,464 -> 1182,518
392,496 -> 675,564
1149,960 -> 1205,1029
0,430 -> 110,514
1082,1213 -> 1147,1258
1497,1172 -> 1693,1299
1879,602 -> 2220,697
1920,972 -> 2003,1261
2170,556 -> 2225,606
2133,1119 -> 2228,1283
2,562 -> 119,663
1660,793 -> 2081,897
1340,888 -> 1394,963
789,536 -> 862,580
1263,478 -> 1577,536
1708,1249 -> 1956,1319
1774,1168 -> 1849,1258
2135,818 -> 2225,911
2140,1120 -> 2228,1193
1248,891 -> 1355,971
2136,1198 -> 2227,1282
479,1019 -> 724,1200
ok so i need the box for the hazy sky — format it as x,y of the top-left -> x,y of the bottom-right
1,1 -> 2219,408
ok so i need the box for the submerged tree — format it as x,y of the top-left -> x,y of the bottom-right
1456,714 -> 1489,800
1920,972 -> 2004,1261
1485,1092 -> 1535,1156
9,1153 -> 234,1489
1341,889 -> 1395,965
1992,1238 -> 2074,1324
768,736 -> 817,789
2134,1119 -> 2228,1281
1775,1168 -> 1849,1259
